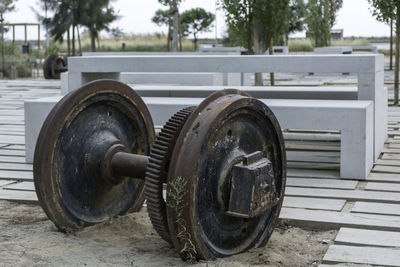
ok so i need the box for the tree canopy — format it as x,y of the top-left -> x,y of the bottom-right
157,0 -> 184,51
220,0 -> 290,54
304,0 -> 343,47
0,0 -> 16,16
368,0 -> 397,23
285,0 -> 306,43
38,0 -> 117,52
152,9 -> 170,27
180,8 -> 214,50
368,0 -> 400,105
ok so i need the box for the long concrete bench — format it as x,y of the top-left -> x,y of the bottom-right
130,85 -> 358,100
63,54 -> 386,160
314,47 -> 353,54
80,51 -> 246,86
24,96 -> 373,179
352,46 -> 378,54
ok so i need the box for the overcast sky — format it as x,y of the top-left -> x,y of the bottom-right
3,0 -> 391,41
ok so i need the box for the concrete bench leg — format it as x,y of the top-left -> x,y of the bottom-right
340,107 -> 374,179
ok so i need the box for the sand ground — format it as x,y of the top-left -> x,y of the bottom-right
0,200 -> 339,267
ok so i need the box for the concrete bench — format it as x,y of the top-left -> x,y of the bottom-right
24,96 -> 373,179
63,54 -> 386,161
314,47 -> 353,54
352,46 -> 378,54
129,85 -> 358,100
80,51 -> 246,87
198,46 -> 246,54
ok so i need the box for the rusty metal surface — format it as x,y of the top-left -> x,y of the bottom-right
111,152 -> 149,181
145,106 -> 195,244
227,151 -> 279,219
33,80 -> 154,232
166,89 -> 286,260
43,54 -> 67,80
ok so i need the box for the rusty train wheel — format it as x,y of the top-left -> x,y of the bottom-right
166,90 -> 286,260
43,54 -> 65,79
33,80 -> 154,232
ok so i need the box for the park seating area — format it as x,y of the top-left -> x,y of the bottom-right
0,75 -> 398,265
26,53 -> 386,180
0,51 -> 394,265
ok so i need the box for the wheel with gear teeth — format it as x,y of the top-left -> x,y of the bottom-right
166,90 -> 286,261
145,106 -> 196,244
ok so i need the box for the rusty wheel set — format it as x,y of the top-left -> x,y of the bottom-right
34,79 -> 286,261
42,54 -> 67,79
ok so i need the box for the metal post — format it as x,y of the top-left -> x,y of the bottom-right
38,25 -> 40,50
215,0 -> 218,45
45,0 -> 49,48
24,24 -> 27,44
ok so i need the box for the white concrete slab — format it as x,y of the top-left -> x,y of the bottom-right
24,96 -> 374,179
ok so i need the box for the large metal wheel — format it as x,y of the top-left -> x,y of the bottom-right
166,90 -> 286,260
33,80 -> 155,232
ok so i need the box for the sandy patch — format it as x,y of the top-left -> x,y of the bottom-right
0,200 -> 337,266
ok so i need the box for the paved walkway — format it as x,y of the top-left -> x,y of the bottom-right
0,78 -> 398,266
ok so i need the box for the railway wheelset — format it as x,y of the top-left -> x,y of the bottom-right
34,79 -> 287,261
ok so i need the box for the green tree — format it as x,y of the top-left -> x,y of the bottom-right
220,0 -> 255,54
368,0 -> 400,105
220,0 -> 289,53
0,0 -> 16,77
158,0 -> 184,52
152,9 -> 172,50
285,0 -> 306,45
39,0 -> 117,54
180,8 -> 215,50
220,0 -> 289,85
305,0 -> 343,47
81,0 -> 118,52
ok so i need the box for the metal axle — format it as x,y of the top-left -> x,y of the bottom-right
111,152 -> 149,180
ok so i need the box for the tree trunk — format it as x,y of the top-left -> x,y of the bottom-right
194,33 -> 197,51
171,1 -> 178,52
72,25 -> 76,56
395,16 -> 400,105
177,12 -> 182,51
253,19 -> 264,86
390,19 -> 393,71
1,14 -> 4,78
90,31 -> 96,52
269,39 -> 275,86
67,28 -> 71,56
247,5 -> 253,55
77,26 -> 82,55
167,6 -> 172,51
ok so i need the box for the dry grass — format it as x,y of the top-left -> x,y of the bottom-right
289,37 -> 371,52
57,32 -> 196,52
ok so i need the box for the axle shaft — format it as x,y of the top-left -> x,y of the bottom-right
111,152 -> 149,180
